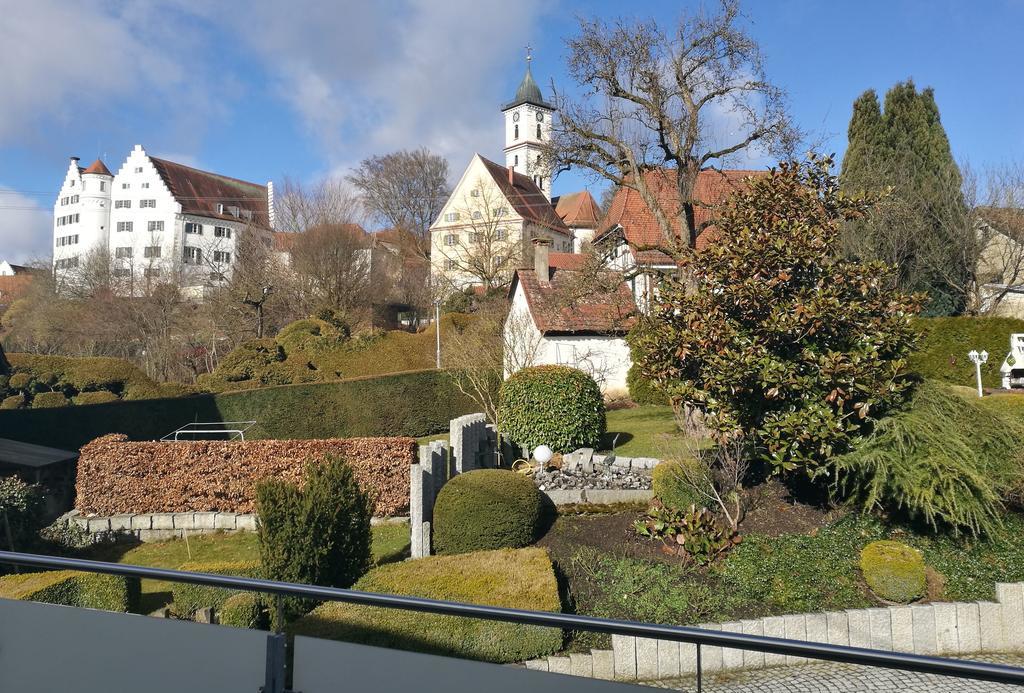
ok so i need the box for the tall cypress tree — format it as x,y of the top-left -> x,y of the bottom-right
840,80 -> 969,315
840,89 -> 884,191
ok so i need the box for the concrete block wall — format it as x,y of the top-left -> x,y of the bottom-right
523,583 -> 1024,682
70,511 -> 258,542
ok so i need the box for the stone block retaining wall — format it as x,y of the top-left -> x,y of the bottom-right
67,511 -> 407,543
524,582 -> 1024,681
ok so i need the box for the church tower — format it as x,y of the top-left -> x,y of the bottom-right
502,49 -> 554,200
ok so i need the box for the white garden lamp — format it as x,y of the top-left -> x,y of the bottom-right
533,445 -> 554,466
968,349 -> 988,398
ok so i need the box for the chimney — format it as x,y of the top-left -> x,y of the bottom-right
532,237 -> 552,283
508,165 -> 515,184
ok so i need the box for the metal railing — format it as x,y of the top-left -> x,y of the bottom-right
2,549 -> 1024,691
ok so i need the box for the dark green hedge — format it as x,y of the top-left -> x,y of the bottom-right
0,370 -> 477,449
909,316 -> 1024,389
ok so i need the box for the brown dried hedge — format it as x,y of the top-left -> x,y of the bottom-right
75,434 -> 415,517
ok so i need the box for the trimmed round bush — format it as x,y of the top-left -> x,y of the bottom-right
859,540 -> 926,603
289,547 -> 562,663
652,458 -> 708,510
31,392 -> 69,409
219,592 -> 266,629
497,365 -> 605,453
73,391 -> 119,406
1,394 -> 25,410
8,372 -> 31,391
433,470 -> 544,555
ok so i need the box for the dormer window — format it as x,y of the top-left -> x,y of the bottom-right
217,203 -> 224,214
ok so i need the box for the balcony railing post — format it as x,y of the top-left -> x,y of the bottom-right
696,643 -> 703,693
261,633 -> 287,693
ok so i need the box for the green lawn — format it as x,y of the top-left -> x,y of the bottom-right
84,525 -> 410,614
601,405 -> 693,458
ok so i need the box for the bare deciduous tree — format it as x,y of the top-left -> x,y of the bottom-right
548,0 -> 797,259
973,162 -> 1024,314
289,223 -> 373,317
274,176 -> 364,233
444,296 -> 542,424
347,148 -> 450,258
432,181 -> 524,294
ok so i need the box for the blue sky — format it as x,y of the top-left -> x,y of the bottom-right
2,0 -> 1022,262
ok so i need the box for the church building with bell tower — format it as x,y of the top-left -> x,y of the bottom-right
501,50 -> 554,200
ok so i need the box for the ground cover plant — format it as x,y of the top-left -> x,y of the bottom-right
538,501 -> 1024,652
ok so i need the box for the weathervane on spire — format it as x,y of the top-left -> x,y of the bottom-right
526,44 -> 533,65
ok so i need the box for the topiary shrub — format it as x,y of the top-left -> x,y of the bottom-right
218,591 -> 266,629
30,392 -> 69,408
433,470 -> 544,555
289,547 -> 563,663
652,458 -> 708,511
213,339 -> 287,383
0,476 -> 44,557
170,560 -> 261,618
256,454 -> 372,623
8,372 -> 31,391
1,394 -> 25,410
0,570 -> 140,612
73,391 -> 119,406
497,365 -> 605,453
859,540 -> 926,603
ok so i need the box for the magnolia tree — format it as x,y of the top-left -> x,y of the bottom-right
629,156 -> 921,478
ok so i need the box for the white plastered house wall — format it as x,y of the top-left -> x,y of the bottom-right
430,154 -> 571,294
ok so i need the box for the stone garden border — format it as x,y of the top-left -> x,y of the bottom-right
523,583 -> 1024,681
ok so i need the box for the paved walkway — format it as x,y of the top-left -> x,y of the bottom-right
645,655 -> 1024,693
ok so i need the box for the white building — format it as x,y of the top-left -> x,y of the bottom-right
502,55 -> 554,200
52,145 -> 274,295
429,154 -> 572,294
505,238 -> 636,395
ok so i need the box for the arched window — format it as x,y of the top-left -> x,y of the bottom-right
514,155 -> 519,166
514,124 -> 519,140
536,124 -> 542,139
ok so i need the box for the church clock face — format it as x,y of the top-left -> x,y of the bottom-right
512,112 -> 520,122
536,112 -> 544,122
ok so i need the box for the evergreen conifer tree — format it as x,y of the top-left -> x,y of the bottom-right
840,80 -> 970,315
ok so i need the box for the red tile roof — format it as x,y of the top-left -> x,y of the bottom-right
552,191 -> 601,229
82,159 -> 112,176
478,156 -> 570,235
149,157 -> 269,226
512,258 -> 636,335
597,168 -> 761,263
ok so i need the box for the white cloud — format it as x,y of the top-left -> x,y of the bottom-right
0,0 -> 551,179
0,187 -> 52,264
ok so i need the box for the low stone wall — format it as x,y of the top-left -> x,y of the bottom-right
67,511 -> 408,543
524,582 -> 1024,681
